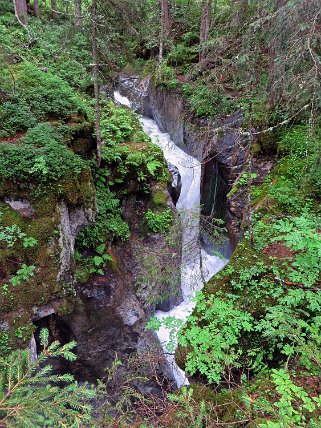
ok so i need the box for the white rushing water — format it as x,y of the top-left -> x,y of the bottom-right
114,91 -> 228,387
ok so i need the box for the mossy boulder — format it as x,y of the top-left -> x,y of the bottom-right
152,185 -> 168,210
0,159 -> 96,350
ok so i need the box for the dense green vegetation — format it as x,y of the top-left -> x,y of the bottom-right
0,0 -> 321,426
0,5 -> 172,426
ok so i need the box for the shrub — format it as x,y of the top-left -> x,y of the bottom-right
16,62 -> 86,120
0,98 -> 37,135
76,181 -> 130,250
145,208 -> 173,233
275,126 -> 321,199
183,83 -> 235,118
0,141 -> 88,187
22,122 -> 63,147
167,43 -> 198,66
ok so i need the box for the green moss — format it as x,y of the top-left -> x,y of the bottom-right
6,317 -> 35,351
141,59 -> 155,78
0,190 -> 72,321
33,194 -> 59,217
204,240 -> 258,296
0,203 -> 24,228
252,141 -> 262,155
188,384 -> 245,423
60,168 -> 95,207
175,345 -> 189,370
56,299 -> 75,316
226,184 -> 239,198
107,248 -> 117,271
75,266 -> 91,284
152,188 -> 168,210
67,121 -> 95,157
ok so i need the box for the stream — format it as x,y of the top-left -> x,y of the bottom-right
114,91 -> 228,387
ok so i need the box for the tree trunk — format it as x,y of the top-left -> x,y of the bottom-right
75,0 -> 81,27
235,0 -> 248,25
13,0 -> 28,25
161,0 -> 171,39
210,0 -> 217,30
34,0 -> 39,16
51,0 -> 57,18
158,32 -> 163,82
158,0 -> 170,83
245,96 -> 254,247
92,0 -> 102,167
199,0 -> 212,62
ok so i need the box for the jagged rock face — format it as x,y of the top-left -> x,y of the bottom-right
4,199 -> 35,218
116,75 -> 153,117
57,189 -> 182,380
60,243 -> 160,379
57,202 -> 96,284
167,161 -> 182,205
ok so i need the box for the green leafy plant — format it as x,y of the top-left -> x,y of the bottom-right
145,208 -> 173,233
0,98 -> 37,136
16,62 -> 87,120
256,369 -> 321,427
0,328 -> 94,427
179,292 -> 254,383
0,213 -> 38,250
90,244 -> 113,275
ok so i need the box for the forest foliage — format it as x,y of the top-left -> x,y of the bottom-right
0,0 -> 321,426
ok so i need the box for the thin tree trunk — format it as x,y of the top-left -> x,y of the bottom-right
246,98 -> 254,247
158,32 -> 163,82
34,0 -> 39,16
158,0 -> 169,83
235,0 -> 248,25
75,0 -> 81,27
199,0 -> 212,62
161,0 -> 171,39
210,0 -> 217,29
51,0 -> 57,18
13,0 -> 28,25
92,0 -> 102,167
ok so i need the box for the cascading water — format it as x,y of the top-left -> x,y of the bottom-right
114,91 -> 228,387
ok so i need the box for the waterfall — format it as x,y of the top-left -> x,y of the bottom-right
114,91 -> 228,387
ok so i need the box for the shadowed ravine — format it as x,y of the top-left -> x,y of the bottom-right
114,91 -> 228,387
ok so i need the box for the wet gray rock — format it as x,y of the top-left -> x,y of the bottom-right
117,294 -> 145,326
167,161 -> 182,205
116,75 -> 153,116
29,334 -> 38,363
0,320 -> 9,332
32,304 -> 56,321
5,199 -> 35,218
58,202 -> 96,283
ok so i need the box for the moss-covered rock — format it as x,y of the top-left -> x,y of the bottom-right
152,185 -> 169,210
0,156 -> 96,350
